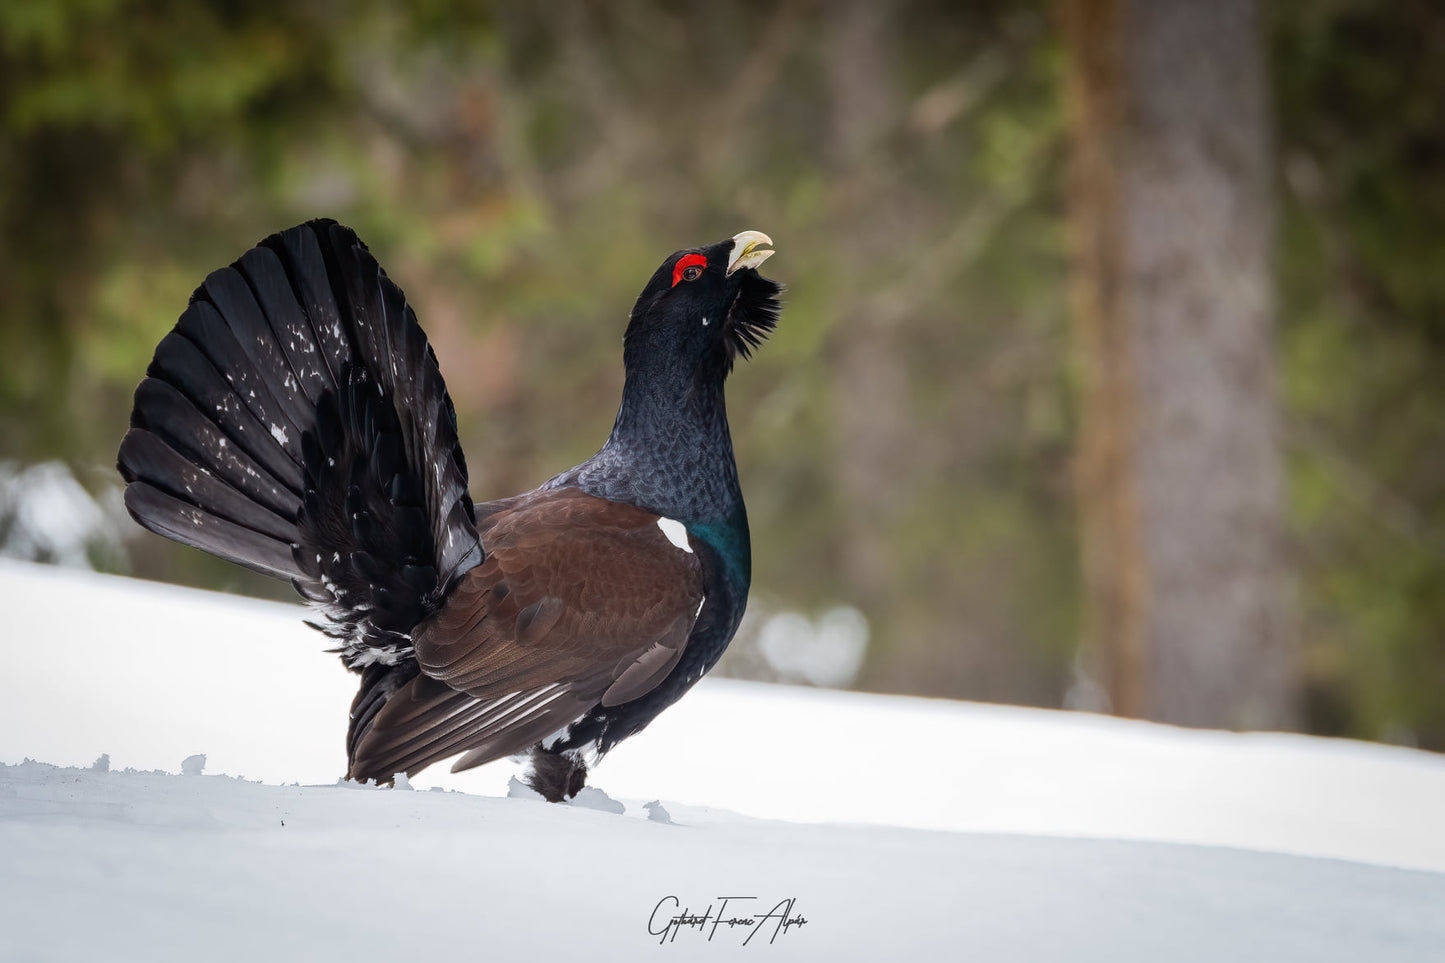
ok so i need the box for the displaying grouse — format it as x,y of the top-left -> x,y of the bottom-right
116,220 -> 780,801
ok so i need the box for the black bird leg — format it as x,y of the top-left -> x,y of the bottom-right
524,746 -> 589,802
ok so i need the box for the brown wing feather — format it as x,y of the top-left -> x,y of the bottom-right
346,487 -> 704,780
417,489 -> 703,700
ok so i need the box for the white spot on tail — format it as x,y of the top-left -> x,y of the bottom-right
657,517 -> 692,554
270,424 -> 289,446
702,315 -> 710,327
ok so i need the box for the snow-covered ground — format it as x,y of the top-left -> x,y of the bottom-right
2,558 -> 1443,960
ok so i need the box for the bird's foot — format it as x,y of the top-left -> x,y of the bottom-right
523,746 -> 589,802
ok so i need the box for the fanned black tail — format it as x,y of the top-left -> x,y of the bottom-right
117,220 -> 483,672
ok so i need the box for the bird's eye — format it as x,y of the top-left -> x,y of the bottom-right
671,254 -> 708,287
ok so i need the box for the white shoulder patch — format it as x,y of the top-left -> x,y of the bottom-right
656,517 -> 693,554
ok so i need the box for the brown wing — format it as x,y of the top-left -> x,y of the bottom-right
346,487 -> 704,780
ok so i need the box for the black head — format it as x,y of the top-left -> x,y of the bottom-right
624,231 -> 783,377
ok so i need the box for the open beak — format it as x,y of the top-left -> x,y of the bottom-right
726,231 -> 775,276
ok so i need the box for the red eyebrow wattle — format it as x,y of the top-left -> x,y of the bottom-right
671,253 -> 708,287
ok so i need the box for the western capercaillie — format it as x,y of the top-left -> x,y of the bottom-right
117,220 -> 780,801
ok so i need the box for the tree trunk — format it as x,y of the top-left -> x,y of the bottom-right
1062,0 -> 1296,728
828,0 -> 906,605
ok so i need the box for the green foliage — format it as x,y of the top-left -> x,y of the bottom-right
1273,0 -> 1445,746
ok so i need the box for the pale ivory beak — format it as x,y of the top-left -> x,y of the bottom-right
726,231 -> 775,275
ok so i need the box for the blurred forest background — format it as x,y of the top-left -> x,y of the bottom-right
2,0 -> 1442,749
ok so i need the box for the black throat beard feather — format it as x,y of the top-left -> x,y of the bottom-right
724,271 -> 784,369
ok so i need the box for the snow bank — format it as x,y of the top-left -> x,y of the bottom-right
3,558 -> 1443,873
2,759 -> 1442,962
2,558 -> 1444,959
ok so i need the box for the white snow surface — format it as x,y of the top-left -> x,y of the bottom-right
2,558 -> 1444,959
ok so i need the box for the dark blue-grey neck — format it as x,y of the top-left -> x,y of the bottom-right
547,351 -> 742,526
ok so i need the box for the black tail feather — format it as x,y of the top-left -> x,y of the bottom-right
126,377 -> 302,519
233,245 -> 335,408
171,297 -> 307,478
270,223 -> 352,390
290,363 -> 448,648
118,219 -> 482,674
117,429 -> 295,543
143,328 -> 305,494
121,481 -> 301,580
197,267 -> 313,438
